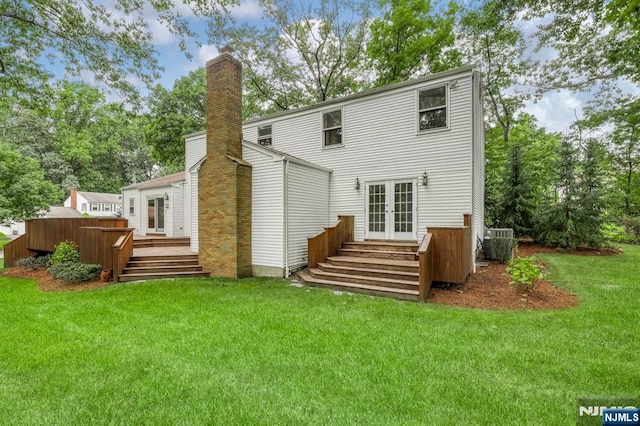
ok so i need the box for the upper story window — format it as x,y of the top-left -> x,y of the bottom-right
323,109 -> 342,146
81,203 -> 87,212
418,85 -> 448,131
258,124 -> 272,146
91,203 -> 98,211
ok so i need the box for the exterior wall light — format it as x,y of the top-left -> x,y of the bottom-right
355,177 -> 360,190
422,172 -> 428,186
164,192 -> 169,201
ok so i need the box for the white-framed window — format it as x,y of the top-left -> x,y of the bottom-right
81,203 -> 87,212
129,198 -> 135,215
323,109 -> 342,146
91,203 -> 98,211
257,124 -> 272,146
418,85 -> 448,131
104,203 -> 111,211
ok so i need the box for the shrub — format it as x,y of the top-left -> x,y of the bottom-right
49,262 -> 102,283
602,222 -> 635,244
51,240 -> 80,265
622,217 -> 640,244
506,256 -> 544,291
492,237 -> 515,264
15,254 -> 52,270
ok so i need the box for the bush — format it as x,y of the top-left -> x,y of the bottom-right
49,262 -> 102,283
622,217 -> 640,244
51,240 -> 80,265
506,256 -> 544,291
15,254 -> 51,270
602,223 -> 635,244
492,237 -> 515,264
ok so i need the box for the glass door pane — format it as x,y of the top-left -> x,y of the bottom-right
148,199 -> 155,229
368,184 -> 386,234
156,197 -> 165,231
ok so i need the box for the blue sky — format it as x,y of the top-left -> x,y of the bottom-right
101,0 -> 638,134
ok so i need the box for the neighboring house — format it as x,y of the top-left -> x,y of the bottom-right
0,221 -> 25,236
121,172 -> 186,237
63,187 -> 122,217
124,49 -> 484,279
42,206 -> 83,218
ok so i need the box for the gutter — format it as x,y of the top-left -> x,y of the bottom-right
283,157 -> 289,277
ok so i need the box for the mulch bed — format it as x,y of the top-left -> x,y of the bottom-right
428,243 -> 621,310
1,244 -> 621,310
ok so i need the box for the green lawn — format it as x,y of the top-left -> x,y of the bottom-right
0,246 -> 638,425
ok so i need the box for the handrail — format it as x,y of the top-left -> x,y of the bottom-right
417,232 -> 434,302
3,234 -> 33,268
307,215 -> 354,269
112,230 -> 134,282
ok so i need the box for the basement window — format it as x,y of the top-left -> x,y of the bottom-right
418,85 -> 448,131
257,124 -> 272,146
323,109 -> 342,147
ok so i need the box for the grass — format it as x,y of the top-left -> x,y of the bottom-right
0,246 -> 639,425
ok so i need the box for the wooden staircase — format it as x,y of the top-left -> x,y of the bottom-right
298,241 -> 420,301
117,237 -> 209,282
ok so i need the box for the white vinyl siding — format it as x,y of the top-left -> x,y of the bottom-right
472,70 -> 486,256
286,162 -> 330,273
190,169 -> 199,253
243,70 -> 475,243
243,145 -> 285,271
170,183 -> 185,237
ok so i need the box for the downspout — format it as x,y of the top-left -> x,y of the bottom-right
283,157 -> 289,277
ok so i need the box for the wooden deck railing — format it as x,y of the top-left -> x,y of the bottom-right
112,230 -> 134,282
77,227 -> 133,275
3,235 -> 35,267
417,233 -> 434,302
428,214 -> 473,284
307,216 -> 354,268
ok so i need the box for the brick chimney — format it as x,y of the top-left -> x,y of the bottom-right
198,46 -> 252,278
70,186 -> 78,210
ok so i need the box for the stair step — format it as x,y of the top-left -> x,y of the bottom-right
343,241 -> 419,252
119,271 -> 210,282
317,262 -> 419,282
126,259 -> 199,268
297,272 -> 418,301
129,255 -> 198,262
123,265 -> 205,274
327,256 -> 419,273
308,268 -> 418,290
336,248 -> 417,261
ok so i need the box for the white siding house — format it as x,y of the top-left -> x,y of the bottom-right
63,188 -> 122,217
241,65 -> 485,256
126,64 -> 484,278
121,172 -> 186,236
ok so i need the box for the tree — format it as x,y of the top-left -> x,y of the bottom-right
459,0 -> 535,146
222,0 -> 371,114
0,142 -> 61,221
144,68 -> 206,169
366,0 -> 460,87
0,0 -> 232,107
536,135 -> 606,249
496,142 -> 536,236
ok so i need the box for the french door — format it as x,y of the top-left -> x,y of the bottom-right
365,179 -> 417,240
147,197 -> 165,233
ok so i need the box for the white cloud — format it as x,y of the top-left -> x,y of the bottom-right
197,45 -> 220,66
229,0 -> 264,20
524,90 -> 584,133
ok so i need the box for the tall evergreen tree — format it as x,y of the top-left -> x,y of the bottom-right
497,142 -> 536,236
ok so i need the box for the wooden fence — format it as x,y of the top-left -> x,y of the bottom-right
24,218 -> 127,253
3,217 -> 129,270
307,216 -> 354,269
428,214 -> 472,284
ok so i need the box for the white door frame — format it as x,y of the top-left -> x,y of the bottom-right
364,179 -> 417,241
147,196 -> 165,233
